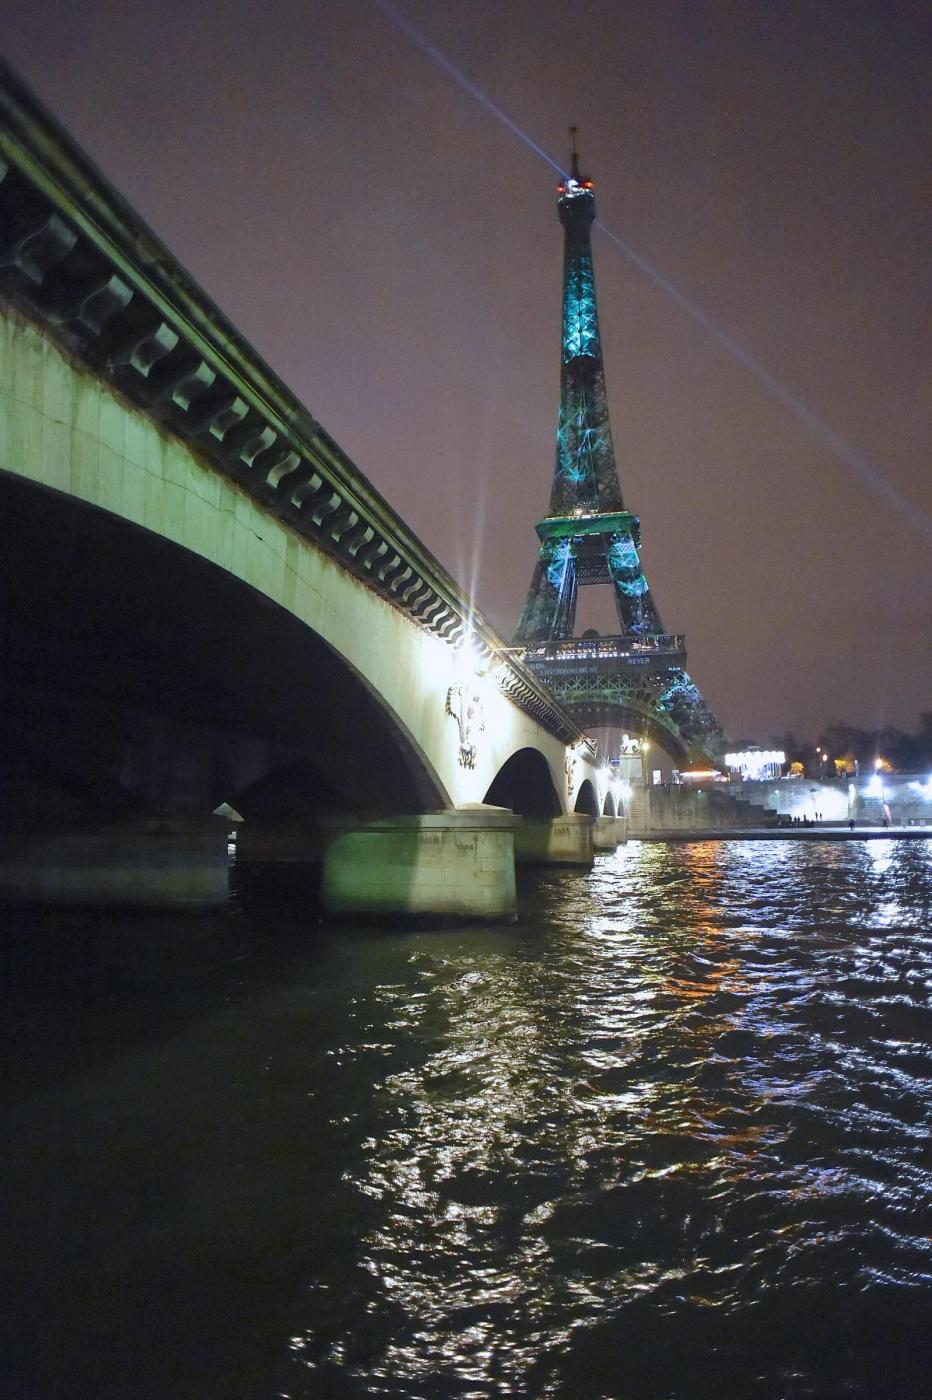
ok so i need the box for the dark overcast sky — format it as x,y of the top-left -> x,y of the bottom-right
3,0 -> 930,742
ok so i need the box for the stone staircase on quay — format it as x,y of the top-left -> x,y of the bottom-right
625,784 -> 780,836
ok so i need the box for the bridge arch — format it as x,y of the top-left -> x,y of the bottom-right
0,473 -> 448,828
573,779 -> 599,819
0,303 -> 589,824
602,790 -> 617,817
482,747 -> 562,818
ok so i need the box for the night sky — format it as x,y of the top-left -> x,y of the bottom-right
3,0 -> 929,742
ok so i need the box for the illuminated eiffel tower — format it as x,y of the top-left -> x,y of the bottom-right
514,134 -> 724,767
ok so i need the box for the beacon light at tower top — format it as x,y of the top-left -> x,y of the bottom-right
557,177 -> 594,196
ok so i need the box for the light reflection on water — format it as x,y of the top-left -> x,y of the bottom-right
2,839 -> 931,1399
288,840 -> 932,1399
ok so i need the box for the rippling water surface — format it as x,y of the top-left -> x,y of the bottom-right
3,839 -> 932,1399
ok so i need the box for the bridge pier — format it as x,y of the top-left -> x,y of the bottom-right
321,805 -> 517,921
0,813 -> 231,910
514,813 -> 594,867
593,815 -> 625,851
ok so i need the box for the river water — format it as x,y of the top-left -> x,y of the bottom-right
3,838 -> 932,1400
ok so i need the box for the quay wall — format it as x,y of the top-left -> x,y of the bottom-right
624,775 -> 932,835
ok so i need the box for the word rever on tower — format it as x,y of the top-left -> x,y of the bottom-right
514,134 -> 724,767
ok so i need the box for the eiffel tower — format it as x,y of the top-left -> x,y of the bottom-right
514,135 -> 725,767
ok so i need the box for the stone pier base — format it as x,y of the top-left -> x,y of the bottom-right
321,805 -> 517,921
514,814 -> 594,867
0,815 -> 231,909
593,815 -> 625,851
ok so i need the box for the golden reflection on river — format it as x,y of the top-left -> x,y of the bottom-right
285,838 -> 932,1398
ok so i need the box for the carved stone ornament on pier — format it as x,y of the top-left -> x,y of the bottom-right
445,686 -> 485,769
565,738 -> 587,798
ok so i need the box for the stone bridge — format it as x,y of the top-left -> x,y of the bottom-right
0,65 -> 624,919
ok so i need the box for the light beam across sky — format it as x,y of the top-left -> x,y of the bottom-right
372,0 -> 930,542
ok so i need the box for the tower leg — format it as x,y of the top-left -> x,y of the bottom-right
515,540 -> 578,641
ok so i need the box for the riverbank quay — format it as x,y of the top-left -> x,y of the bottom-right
632,825 -> 932,843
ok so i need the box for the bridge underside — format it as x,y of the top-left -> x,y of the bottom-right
0,473 -> 445,840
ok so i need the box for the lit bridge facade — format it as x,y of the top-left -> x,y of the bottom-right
0,66 -> 623,920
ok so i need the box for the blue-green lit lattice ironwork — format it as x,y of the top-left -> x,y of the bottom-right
515,522 -> 665,641
514,535 -> 577,641
549,177 -> 622,516
605,529 -> 664,634
513,145 -> 726,764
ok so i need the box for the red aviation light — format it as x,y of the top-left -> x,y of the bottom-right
557,183 -> 566,193
582,180 -> 594,189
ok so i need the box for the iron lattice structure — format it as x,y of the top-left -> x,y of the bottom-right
514,145 -> 724,767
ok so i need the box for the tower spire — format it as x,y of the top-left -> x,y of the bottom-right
513,157 -> 725,766
569,125 -> 581,183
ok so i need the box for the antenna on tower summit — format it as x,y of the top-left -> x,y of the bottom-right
569,125 -> 581,182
